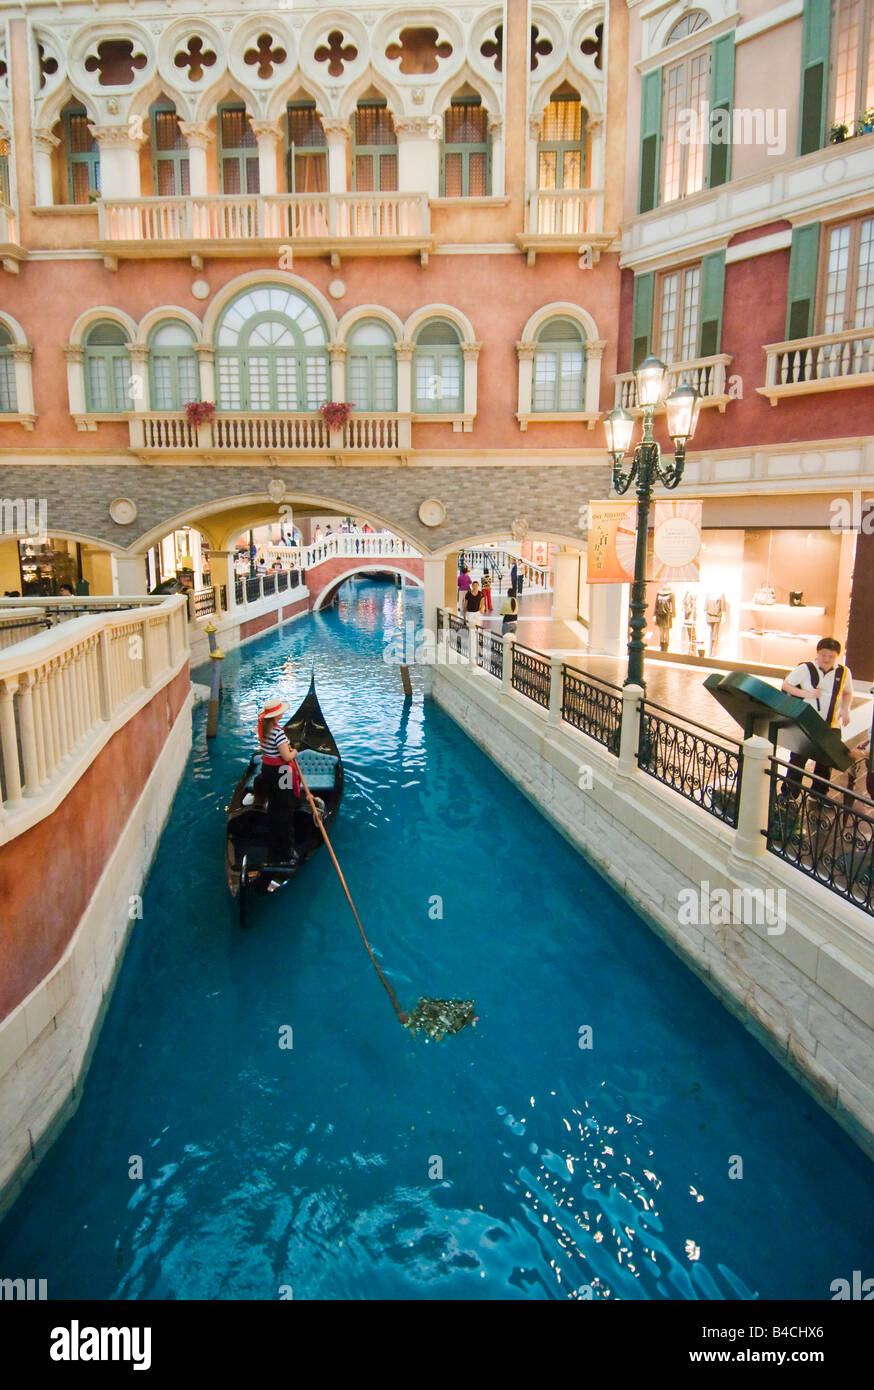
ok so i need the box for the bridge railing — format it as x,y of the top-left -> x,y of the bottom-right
0,596 -> 189,837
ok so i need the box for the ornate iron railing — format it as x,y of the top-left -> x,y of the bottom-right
638,702 -> 742,825
767,760 -> 874,916
290,570 -> 301,589
234,577 -> 244,606
262,573 -> 276,597
191,587 -> 215,619
447,612 -> 469,658
561,667 -> 622,754
511,643 -> 550,708
218,584 -> 227,611
477,626 -> 503,679
276,570 -> 289,592
245,576 -> 261,604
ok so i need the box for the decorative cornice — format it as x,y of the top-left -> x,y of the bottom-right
195,345 -> 215,361
394,116 -> 441,139
9,344 -> 32,363
393,341 -> 414,361
321,118 -> 351,138
515,340 -> 536,361
64,344 -> 84,364
461,340 -> 482,361
585,339 -> 607,359
328,342 -> 347,361
249,119 -> 283,143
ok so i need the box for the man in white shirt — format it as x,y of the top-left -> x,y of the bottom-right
780,637 -> 852,796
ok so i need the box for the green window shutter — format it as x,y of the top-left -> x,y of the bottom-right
638,70 -> 662,214
708,34 -> 735,188
798,0 -> 831,155
698,251 -> 726,356
631,273 -> 655,368
785,224 -> 820,338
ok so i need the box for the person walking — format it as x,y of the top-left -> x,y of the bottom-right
480,569 -> 493,613
457,564 -> 471,613
780,637 -> 853,797
500,587 -> 519,635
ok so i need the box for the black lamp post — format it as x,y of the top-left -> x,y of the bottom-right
603,356 -> 701,689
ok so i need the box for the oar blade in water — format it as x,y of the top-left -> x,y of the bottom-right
404,998 -> 476,1042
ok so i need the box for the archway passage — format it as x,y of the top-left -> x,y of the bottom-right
310,558 -> 424,611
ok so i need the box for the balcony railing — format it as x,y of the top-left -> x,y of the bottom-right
526,188 -> 604,236
758,326 -> 874,404
614,354 -> 733,412
97,193 -> 432,262
129,412 -> 411,454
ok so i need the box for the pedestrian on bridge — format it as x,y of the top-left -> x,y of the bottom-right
457,564 -> 471,613
481,570 -> 493,613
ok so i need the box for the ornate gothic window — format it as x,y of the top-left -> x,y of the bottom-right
538,89 -> 587,190
64,105 -> 100,204
441,94 -> 490,196
151,102 -> 190,197
286,101 -> 327,193
352,100 -> 398,191
219,104 -> 259,195
0,324 -> 18,412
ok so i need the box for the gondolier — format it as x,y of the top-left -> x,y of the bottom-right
780,638 -> 852,796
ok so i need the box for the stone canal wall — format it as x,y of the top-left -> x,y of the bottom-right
0,667 -> 193,1218
433,661 -> 874,1158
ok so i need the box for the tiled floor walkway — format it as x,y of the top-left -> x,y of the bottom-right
466,588 -> 872,747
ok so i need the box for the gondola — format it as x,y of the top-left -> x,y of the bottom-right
225,676 -> 344,926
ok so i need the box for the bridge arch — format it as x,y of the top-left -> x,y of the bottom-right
311,563 -> 424,612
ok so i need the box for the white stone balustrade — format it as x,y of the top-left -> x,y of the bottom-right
129,412 -> 412,454
614,354 -> 733,413
527,188 -> 604,236
758,326 -> 874,405
0,597 -> 189,838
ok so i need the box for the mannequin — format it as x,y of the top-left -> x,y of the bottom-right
705,592 -> 727,655
682,590 -> 698,654
654,589 -> 676,652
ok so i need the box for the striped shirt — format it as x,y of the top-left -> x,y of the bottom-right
260,725 -> 288,759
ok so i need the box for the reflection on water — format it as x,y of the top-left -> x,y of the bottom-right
0,582 -> 872,1300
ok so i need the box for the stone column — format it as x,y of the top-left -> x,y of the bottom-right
617,683 -> 643,777
488,117 -> 504,196
394,340 -> 414,415
525,116 -> 542,228
0,677 -> 22,804
322,118 -> 349,195
209,551 -> 235,611
516,340 -> 535,418
584,339 -> 606,415
461,341 -> 481,424
395,116 -> 440,198
552,550 -> 581,621
10,344 -> 35,419
196,345 -> 216,403
114,553 -> 149,596
33,128 -> 60,207
587,117 -> 605,221
178,121 -> 214,197
250,119 -> 282,204
588,583 -> 627,656
88,124 -> 146,199
730,735 -> 771,862
329,342 -> 346,402
126,342 -> 149,412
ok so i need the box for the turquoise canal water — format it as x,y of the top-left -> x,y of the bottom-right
1,579 -> 872,1299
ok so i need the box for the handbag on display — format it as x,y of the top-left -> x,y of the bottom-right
753,584 -> 776,605
788,591 -> 804,607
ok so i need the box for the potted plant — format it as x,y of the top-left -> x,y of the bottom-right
318,401 -> 355,429
829,121 -> 849,143
855,108 -> 874,134
184,400 -> 215,426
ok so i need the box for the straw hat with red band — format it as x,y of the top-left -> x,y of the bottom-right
260,698 -> 289,720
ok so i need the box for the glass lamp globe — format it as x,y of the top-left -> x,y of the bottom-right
665,382 -> 702,442
636,355 -> 669,408
603,406 -> 635,459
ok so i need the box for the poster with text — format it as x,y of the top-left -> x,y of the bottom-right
652,500 -> 702,582
586,500 -> 639,583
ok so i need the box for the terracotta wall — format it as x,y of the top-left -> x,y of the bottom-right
0,666 -> 190,1021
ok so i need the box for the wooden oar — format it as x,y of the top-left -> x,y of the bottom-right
296,763 -> 475,1040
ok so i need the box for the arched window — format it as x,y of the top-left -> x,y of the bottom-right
352,100 -> 397,191
414,320 -> 463,413
84,322 -> 130,413
0,136 -> 10,206
665,10 -> 710,45
64,104 -> 100,204
215,286 -> 329,411
149,323 -> 199,410
346,320 -> 397,411
538,88 -> 587,190
151,101 -> 190,197
532,318 -> 586,411
441,93 -> 490,196
286,101 -> 327,193
0,324 -> 18,412
219,104 -> 259,195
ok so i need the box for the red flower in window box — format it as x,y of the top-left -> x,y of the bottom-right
184,400 -> 215,426
318,401 -> 355,428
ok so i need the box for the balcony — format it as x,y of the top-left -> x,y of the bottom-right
758,327 -> 874,405
96,192 -> 433,269
129,411 -> 412,458
0,203 -> 25,273
515,189 -> 612,266
614,354 -> 734,413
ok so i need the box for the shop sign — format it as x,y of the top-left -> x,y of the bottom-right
653,501 -> 702,581
586,501 -> 638,583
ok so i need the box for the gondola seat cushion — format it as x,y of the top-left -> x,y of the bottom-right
295,750 -> 339,790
